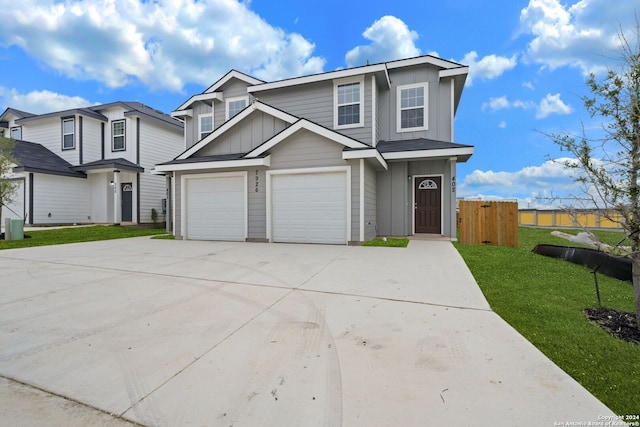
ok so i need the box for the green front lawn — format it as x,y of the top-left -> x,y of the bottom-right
0,225 -> 166,250
363,237 -> 409,247
454,227 -> 639,415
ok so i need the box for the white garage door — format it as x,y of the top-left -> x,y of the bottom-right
272,172 -> 347,244
185,175 -> 245,241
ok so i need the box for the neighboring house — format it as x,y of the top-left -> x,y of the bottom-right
0,102 -> 183,226
157,55 -> 474,244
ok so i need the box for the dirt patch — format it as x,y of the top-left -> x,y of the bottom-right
584,307 -> 640,345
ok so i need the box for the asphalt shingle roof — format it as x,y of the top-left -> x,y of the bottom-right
376,138 -> 473,153
12,140 -> 86,178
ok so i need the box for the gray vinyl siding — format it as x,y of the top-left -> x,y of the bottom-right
377,159 -> 451,237
248,169 -> 266,239
194,112 -> 288,157
257,76 -> 374,146
377,162 -> 409,236
349,159 -> 359,242
269,129 -> 346,169
187,102 -> 213,149
378,65 -> 451,142
364,162 -> 377,240
184,116 -> 195,149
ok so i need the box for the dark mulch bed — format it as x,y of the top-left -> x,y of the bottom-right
585,307 -> 640,345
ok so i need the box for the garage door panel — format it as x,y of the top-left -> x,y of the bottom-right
272,172 -> 347,244
186,176 -> 245,241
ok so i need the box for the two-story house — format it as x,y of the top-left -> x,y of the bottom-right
156,55 -> 473,244
0,102 -> 183,226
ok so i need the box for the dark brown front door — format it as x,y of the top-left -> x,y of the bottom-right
415,176 -> 441,234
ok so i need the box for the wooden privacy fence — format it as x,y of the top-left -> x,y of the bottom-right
458,200 -> 519,247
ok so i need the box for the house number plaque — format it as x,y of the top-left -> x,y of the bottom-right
255,170 -> 259,192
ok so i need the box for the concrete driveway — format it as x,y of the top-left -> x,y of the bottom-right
0,237 -> 616,426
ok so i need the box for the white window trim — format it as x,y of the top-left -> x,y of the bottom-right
198,113 -> 214,140
334,76 -> 364,130
397,82 -> 428,133
62,117 -> 75,150
112,119 -> 126,152
225,95 -> 249,121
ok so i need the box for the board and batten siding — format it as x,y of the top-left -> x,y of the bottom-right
364,162 -> 377,240
32,173 -> 90,224
102,108 -> 137,164
195,112 -> 288,157
349,160 -> 360,242
268,130 -> 347,170
377,161 -> 409,236
139,120 -> 183,223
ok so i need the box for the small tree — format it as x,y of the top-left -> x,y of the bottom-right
0,136 -> 19,233
549,24 -> 640,329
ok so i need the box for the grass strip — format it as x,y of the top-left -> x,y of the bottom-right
0,225 -> 166,250
454,227 -> 639,415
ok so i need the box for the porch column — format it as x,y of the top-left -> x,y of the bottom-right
113,170 -> 121,225
449,157 -> 457,241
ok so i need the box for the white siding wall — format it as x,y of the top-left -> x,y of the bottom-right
82,118 -> 103,164
89,174 -> 109,223
32,174 -> 90,224
22,117 -> 80,165
138,121 -> 183,223
101,107 -> 136,163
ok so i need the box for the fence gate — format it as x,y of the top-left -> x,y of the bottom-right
459,200 -> 518,247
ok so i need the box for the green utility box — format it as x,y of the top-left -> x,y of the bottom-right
4,218 -> 24,241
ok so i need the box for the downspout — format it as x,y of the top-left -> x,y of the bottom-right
136,118 -> 141,223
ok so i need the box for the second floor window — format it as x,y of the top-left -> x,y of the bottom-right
199,113 -> 213,140
62,117 -> 75,150
112,120 -> 126,151
334,77 -> 364,129
226,96 -> 248,120
397,83 -> 428,132
10,126 -> 21,140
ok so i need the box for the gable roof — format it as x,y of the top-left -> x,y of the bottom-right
173,70 -> 265,114
244,118 -> 370,158
91,101 -> 183,130
0,107 -> 36,127
176,101 -> 298,160
11,140 -> 86,178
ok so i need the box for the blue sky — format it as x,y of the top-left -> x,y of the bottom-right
0,0 -> 637,208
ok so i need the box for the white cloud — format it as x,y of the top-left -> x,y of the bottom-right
460,51 -> 518,86
345,16 -> 421,67
458,159 -> 580,208
519,0 -> 637,75
499,121 -> 507,128
481,93 -> 572,118
0,87 -> 95,114
523,81 -> 535,90
482,96 -> 535,112
0,0 -> 326,92
536,93 -> 573,118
